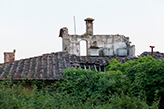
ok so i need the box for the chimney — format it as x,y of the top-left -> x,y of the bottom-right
84,18 -> 94,35
4,49 -> 16,63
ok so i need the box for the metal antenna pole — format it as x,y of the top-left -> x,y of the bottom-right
73,16 -> 76,35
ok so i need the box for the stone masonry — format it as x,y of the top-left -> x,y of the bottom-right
59,18 -> 135,57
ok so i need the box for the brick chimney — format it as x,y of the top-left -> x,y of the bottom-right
84,18 -> 94,35
4,49 -> 16,63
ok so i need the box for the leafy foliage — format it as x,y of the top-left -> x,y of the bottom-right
56,69 -> 128,104
0,56 -> 163,108
106,56 -> 164,107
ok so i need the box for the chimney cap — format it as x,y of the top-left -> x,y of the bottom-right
150,46 -> 155,48
84,18 -> 94,21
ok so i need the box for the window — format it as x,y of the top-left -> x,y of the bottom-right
80,40 -> 87,56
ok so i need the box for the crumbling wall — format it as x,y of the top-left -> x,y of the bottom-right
59,27 -> 135,57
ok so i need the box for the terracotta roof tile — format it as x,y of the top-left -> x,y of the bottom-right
0,51 -> 70,80
1,51 -> 164,80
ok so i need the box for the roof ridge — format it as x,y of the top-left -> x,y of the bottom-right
1,51 -> 69,65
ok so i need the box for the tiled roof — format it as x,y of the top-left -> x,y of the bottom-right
140,52 -> 164,61
0,51 -> 71,80
0,51 -> 139,80
1,51 -> 163,80
70,55 -> 138,72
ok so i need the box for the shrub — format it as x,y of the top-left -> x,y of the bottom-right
106,56 -> 163,107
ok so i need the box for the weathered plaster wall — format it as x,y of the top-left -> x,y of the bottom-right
59,27 -> 135,57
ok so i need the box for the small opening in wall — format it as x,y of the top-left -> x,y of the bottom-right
80,40 -> 87,56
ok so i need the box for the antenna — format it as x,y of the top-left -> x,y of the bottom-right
73,16 -> 76,35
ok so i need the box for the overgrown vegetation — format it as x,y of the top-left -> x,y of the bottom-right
0,56 -> 163,108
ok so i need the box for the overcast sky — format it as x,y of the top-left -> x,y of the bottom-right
0,0 -> 164,63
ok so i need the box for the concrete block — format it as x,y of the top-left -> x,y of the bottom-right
88,49 -> 99,56
107,49 -> 114,56
117,48 -> 127,56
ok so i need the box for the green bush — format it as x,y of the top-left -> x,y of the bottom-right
55,68 -> 128,104
54,64 -> 159,107
0,80 -> 158,109
0,56 -> 162,108
106,56 -> 163,107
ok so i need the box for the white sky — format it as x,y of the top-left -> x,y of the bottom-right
0,0 -> 164,63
